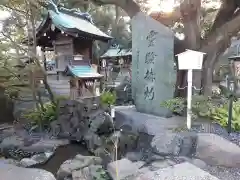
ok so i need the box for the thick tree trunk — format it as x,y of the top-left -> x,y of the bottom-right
91,0 -> 240,97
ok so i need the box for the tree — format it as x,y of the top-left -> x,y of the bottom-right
73,0 -> 240,96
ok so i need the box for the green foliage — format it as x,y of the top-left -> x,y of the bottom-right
24,95 -> 69,127
160,97 -> 185,115
100,91 -> 116,106
191,95 -> 215,119
211,101 -> 240,131
161,95 -> 222,120
93,168 -> 111,180
162,95 -> 240,131
24,102 -> 57,127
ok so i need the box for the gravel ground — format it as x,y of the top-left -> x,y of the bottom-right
203,165 -> 240,180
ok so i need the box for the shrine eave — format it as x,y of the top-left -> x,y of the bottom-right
65,65 -> 103,79
100,48 -> 132,58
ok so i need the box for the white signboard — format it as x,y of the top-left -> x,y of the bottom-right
102,59 -> 106,68
176,49 -> 205,70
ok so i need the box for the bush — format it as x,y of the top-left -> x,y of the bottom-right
211,101 -> 240,131
24,95 -> 69,128
161,95 -> 223,120
24,102 -> 57,128
160,97 -> 186,116
100,91 -> 116,106
161,95 -> 240,131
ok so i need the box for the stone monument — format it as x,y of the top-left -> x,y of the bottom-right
131,12 -> 176,117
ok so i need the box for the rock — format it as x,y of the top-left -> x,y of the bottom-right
31,139 -> 69,149
0,135 -> 24,148
174,132 -> 198,157
135,162 -> 219,180
149,159 -> 176,171
107,158 -> 140,180
0,158 -> 19,166
57,155 -> 103,180
125,152 -> 143,162
190,158 -> 207,169
196,133 -> 240,168
83,130 -> 102,152
72,165 -> 108,180
151,132 -> 198,157
75,155 -> 102,165
0,162 -> 56,180
57,159 -> 82,180
50,121 -> 61,137
20,158 -> 38,167
151,133 -> 176,155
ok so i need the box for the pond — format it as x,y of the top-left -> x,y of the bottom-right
32,142 -> 91,175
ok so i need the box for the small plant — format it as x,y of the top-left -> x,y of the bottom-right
161,95 -> 218,120
24,95 -> 69,130
160,97 -> 186,115
24,102 -> 57,128
93,167 -> 111,180
211,101 -> 240,131
100,91 -> 116,106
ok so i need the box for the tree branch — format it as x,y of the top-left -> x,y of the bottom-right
206,0 -> 237,38
202,9 -> 240,52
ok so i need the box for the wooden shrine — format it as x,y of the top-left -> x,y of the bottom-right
33,1 -> 112,100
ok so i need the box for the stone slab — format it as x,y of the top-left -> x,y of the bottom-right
115,106 -> 185,135
196,133 -> 240,168
135,162 -> 219,180
107,158 -> 140,180
0,162 -> 56,180
131,12 -> 176,117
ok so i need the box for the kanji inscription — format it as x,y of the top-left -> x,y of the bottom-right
144,86 -> 154,100
144,68 -> 155,82
146,30 -> 158,47
145,52 -> 157,64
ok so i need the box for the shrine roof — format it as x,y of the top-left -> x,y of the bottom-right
65,65 -> 103,79
100,48 -> 132,58
37,0 -> 112,42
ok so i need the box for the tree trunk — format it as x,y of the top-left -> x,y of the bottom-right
174,0 -> 202,97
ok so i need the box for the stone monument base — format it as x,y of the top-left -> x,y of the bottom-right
114,106 -> 185,135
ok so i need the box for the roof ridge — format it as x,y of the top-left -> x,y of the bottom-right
47,0 -> 93,24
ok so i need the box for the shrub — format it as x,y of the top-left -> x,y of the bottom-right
24,102 -> 57,128
211,101 -> 240,131
160,97 -> 186,116
100,91 -> 116,106
161,95 -> 222,120
24,95 -> 69,128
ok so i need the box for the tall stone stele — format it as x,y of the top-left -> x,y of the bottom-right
131,12 -> 176,117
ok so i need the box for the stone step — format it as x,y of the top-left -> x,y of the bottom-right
134,162 -> 219,180
108,159 -> 219,180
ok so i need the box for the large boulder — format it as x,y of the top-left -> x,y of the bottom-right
0,162 -> 56,180
196,133 -> 240,168
151,132 -> 198,157
135,162 -> 219,180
